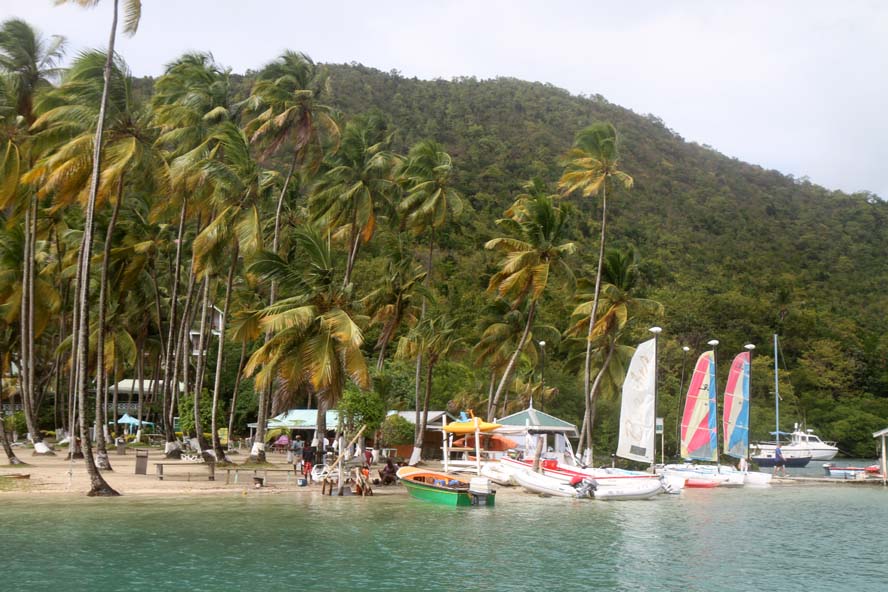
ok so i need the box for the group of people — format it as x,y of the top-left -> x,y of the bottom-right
285,434 -> 400,486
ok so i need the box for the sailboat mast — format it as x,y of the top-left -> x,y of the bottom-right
774,334 -> 780,445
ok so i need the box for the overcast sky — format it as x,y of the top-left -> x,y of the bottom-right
4,0 -> 887,198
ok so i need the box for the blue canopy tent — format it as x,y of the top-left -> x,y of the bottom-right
116,414 -> 155,435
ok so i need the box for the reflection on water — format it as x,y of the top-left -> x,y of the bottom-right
3,485 -> 886,591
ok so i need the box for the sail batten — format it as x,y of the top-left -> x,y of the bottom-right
723,352 -> 750,459
616,338 -> 656,463
680,351 -> 718,461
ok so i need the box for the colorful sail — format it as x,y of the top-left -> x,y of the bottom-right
680,351 -> 718,461
722,352 -> 750,459
616,338 -> 656,463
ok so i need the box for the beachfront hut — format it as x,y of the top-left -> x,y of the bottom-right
873,427 -> 888,485
384,410 -> 456,459
494,404 -> 579,457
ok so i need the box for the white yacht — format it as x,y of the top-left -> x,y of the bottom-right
751,425 -> 838,461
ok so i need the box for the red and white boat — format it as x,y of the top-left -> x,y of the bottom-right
500,457 -> 682,491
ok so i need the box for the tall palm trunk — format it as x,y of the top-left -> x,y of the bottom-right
580,184 -> 608,455
226,340 -> 247,450
161,197 -> 188,452
409,230 -> 434,465
74,0 -> 121,495
579,339 -> 616,455
94,180 -> 123,470
134,334 -> 144,443
487,301 -> 536,421
409,359 -> 435,465
0,374 -> 23,465
192,276 -> 211,457
252,162 -> 295,463
210,243 -> 237,463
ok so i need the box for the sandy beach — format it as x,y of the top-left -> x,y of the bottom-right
0,446 -> 414,498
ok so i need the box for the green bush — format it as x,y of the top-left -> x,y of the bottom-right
380,414 -> 414,446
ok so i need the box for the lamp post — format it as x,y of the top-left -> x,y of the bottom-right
676,345 -> 690,458
707,339 -> 719,460
744,343 -> 755,462
649,326 -> 662,467
539,340 -> 546,412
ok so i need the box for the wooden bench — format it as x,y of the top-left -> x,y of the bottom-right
223,467 -> 299,486
154,462 -> 215,481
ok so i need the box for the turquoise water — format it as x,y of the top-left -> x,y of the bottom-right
4,484 -> 886,591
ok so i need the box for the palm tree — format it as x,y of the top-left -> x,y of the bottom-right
29,49 -> 160,469
242,53 -> 341,461
396,140 -> 463,446
244,227 -> 370,463
484,192 -> 575,421
150,51 -> 228,457
191,121 -> 277,462
53,0 -> 144,496
361,237 -> 427,370
0,18 -> 65,453
566,248 -> 663,452
309,112 -> 399,288
558,122 -> 633,456
395,314 -> 461,464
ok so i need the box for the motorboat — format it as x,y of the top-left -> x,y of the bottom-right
749,447 -> 812,468
750,425 -> 838,462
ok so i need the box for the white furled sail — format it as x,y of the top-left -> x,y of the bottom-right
617,338 -> 656,463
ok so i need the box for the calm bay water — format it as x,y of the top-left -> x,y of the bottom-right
4,483 -> 886,591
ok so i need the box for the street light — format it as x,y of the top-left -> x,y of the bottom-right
649,327 -> 662,467
676,345 -> 690,458
538,341 -> 546,412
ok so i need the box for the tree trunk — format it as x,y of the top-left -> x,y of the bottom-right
134,335 -> 145,443
579,339 -> 616,457
161,196 -> 188,452
210,243 -> 237,463
0,373 -> 23,465
227,340 -> 247,450
94,180 -> 123,470
409,359 -> 435,466
251,154 -> 297,463
409,230 -> 435,465
74,0 -> 121,496
488,301 -> 536,421
192,276 -> 211,457
580,183 -> 608,456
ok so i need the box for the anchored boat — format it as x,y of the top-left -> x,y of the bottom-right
397,467 -> 495,507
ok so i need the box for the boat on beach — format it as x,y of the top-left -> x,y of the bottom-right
396,466 -> 496,507
511,465 -> 665,500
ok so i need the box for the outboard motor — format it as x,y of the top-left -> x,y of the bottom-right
570,475 -> 597,498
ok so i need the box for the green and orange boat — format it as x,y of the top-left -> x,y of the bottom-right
397,466 -> 496,507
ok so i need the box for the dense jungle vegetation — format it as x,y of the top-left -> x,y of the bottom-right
3,10 -> 886,498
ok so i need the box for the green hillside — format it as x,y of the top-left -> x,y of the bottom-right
323,64 -> 888,454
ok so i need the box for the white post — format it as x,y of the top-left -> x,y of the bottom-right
474,417 -> 482,476
882,434 -> 887,486
443,416 -> 449,473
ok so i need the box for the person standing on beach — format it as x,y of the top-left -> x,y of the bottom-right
773,444 -> 787,477
302,444 -> 315,483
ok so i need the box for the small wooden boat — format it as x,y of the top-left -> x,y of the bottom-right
397,467 -> 495,507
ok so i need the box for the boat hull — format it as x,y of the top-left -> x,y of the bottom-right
752,455 -> 811,468
397,467 -> 496,507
